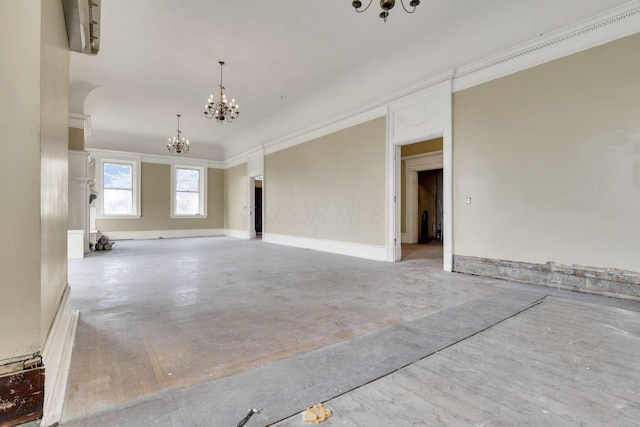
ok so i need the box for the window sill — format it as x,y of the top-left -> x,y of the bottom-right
96,214 -> 141,220
170,214 -> 208,219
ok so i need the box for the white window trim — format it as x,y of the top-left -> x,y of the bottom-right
171,161 -> 207,219
94,153 -> 141,219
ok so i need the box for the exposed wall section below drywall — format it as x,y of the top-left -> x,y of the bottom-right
265,117 -> 386,247
454,255 -> 640,300
453,33 -> 640,275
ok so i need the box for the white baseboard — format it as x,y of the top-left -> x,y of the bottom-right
104,228 -> 225,240
41,286 -> 79,427
263,232 -> 387,261
225,228 -> 250,239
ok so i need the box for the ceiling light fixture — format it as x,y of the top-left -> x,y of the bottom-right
204,61 -> 239,123
167,114 -> 190,154
352,0 -> 420,22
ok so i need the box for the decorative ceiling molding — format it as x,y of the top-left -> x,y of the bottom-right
68,112 -> 91,136
453,1 -> 640,91
226,3 -> 640,166
262,105 -> 387,157
224,145 -> 264,169
81,2 -> 640,171
87,148 -> 225,169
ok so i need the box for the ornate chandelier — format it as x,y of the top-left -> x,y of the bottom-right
204,61 -> 239,123
167,114 -> 190,154
352,0 -> 420,22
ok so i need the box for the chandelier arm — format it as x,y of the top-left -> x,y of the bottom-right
353,0 -> 373,13
399,0 -> 419,13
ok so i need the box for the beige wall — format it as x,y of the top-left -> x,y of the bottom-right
224,163 -> 248,231
453,33 -> 640,272
265,117 -> 386,245
400,138 -> 443,233
401,138 -> 443,158
68,127 -> 85,151
0,0 -> 42,362
39,0 -> 70,347
0,0 -> 68,362
97,164 -> 224,232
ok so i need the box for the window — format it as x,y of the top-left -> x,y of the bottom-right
171,164 -> 207,217
103,162 -> 133,214
95,154 -> 141,218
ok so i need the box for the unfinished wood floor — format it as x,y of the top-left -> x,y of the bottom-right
62,237 -> 640,426
63,237 -> 492,422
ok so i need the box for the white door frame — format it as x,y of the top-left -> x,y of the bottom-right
247,148 -> 265,239
248,176 -> 257,239
386,78 -> 453,270
403,151 -> 443,244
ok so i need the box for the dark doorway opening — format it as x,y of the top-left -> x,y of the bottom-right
255,180 -> 262,236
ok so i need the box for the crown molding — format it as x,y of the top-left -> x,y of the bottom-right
224,145 -> 264,169
222,104 -> 386,169
453,1 -> 640,92
228,4 -> 640,162
68,112 -> 91,136
87,148 -> 224,168
76,2 -> 640,167
263,104 -> 387,156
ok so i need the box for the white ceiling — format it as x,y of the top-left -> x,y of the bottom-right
70,0 -> 632,161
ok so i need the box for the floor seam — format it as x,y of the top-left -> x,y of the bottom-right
265,294 -> 549,426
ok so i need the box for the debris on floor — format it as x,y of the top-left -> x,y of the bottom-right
92,232 -> 114,251
303,403 -> 332,424
237,408 -> 260,427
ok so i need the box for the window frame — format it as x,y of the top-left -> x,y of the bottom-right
95,154 -> 141,219
170,162 -> 207,218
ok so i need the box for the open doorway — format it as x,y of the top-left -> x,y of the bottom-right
254,176 -> 263,238
248,175 -> 264,240
417,169 -> 443,243
399,138 -> 444,264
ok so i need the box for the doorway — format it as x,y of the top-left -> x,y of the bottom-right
248,175 -> 264,240
417,169 -> 443,244
398,139 -> 444,264
255,177 -> 263,237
